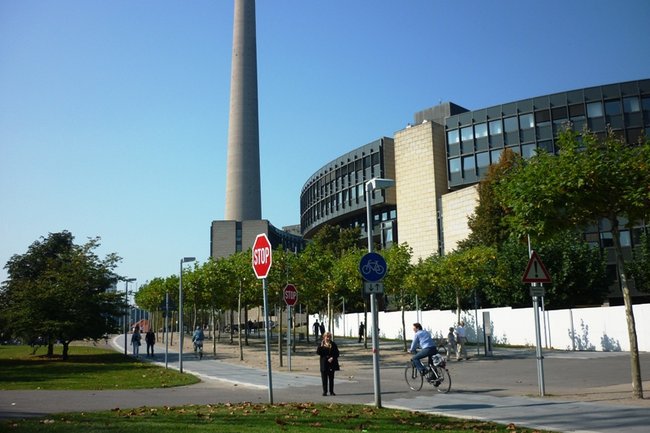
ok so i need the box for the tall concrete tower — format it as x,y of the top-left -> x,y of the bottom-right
224,0 -> 261,221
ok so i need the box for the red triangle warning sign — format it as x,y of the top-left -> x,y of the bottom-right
522,250 -> 552,283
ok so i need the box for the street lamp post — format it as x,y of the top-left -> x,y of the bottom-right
179,257 -> 196,373
124,278 -> 136,355
365,177 -> 394,408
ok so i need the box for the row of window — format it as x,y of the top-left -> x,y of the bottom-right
447,96 -> 650,146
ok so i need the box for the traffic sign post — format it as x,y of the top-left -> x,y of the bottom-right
283,284 -> 298,371
522,249 -> 550,397
251,233 -> 273,403
363,281 -> 384,295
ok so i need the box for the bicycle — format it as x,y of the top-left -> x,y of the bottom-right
405,353 -> 451,393
193,341 -> 203,359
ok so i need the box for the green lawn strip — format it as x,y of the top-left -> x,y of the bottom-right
0,345 -> 198,390
0,402 -> 555,432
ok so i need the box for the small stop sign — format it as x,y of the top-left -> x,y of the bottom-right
252,233 -> 272,279
283,284 -> 298,307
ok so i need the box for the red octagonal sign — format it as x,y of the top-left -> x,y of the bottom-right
283,284 -> 298,307
252,233 -> 272,279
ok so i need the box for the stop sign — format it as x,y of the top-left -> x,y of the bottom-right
252,233 -> 272,279
283,284 -> 298,307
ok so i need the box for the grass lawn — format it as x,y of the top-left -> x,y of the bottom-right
0,402 -> 553,432
0,344 -> 199,390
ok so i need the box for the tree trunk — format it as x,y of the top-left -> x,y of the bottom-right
611,218 -> 644,399
401,296 -> 408,352
244,307 -> 250,346
238,290 -> 243,361
212,308 -> 217,356
47,341 -> 54,357
363,302 -> 368,349
306,305 -> 310,344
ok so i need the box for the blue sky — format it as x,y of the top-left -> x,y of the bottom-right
2,0 -> 649,288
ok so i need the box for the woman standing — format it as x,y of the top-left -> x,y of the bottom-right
316,332 -> 340,396
131,326 -> 141,357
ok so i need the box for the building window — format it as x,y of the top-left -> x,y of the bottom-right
605,100 -> 622,115
489,119 -> 502,135
463,155 -> 475,178
587,102 -> 603,118
447,129 -> 460,144
461,126 -> 474,142
623,97 -> 640,113
490,148 -> 502,164
535,110 -> 551,126
519,113 -> 534,129
475,123 -> 488,138
476,151 -> 489,176
522,143 -> 536,159
504,116 -> 518,133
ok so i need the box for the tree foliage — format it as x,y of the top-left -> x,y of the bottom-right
0,231 -> 123,359
494,129 -> 650,399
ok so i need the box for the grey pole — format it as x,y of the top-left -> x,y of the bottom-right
164,291 -> 169,368
179,257 -> 195,374
124,278 -> 136,355
533,285 -> 546,396
262,278 -> 274,403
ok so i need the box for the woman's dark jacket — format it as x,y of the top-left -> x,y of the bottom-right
317,341 -> 340,372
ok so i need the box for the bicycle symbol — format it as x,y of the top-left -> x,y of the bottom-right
362,260 -> 385,276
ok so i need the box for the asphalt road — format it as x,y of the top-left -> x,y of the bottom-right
1,337 -> 649,433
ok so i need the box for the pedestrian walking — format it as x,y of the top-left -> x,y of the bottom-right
358,322 -> 365,343
455,321 -> 468,360
316,332 -> 340,396
131,326 -> 141,357
319,322 -> 325,336
145,328 -> 156,357
313,320 -> 320,338
447,327 -> 457,357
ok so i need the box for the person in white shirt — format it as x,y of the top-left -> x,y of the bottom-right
455,321 -> 468,361
409,323 -> 437,374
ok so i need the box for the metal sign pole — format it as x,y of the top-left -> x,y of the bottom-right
262,278 -> 274,404
165,292 -> 169,368
532,283 -> 546,396
287,305 -> 292,371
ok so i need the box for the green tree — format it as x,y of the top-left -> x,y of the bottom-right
495,129 -> 650,399
1,231 -> 123,360
459,149 -> 520,249
382,243 -> 413,350
627,232 -> 650,293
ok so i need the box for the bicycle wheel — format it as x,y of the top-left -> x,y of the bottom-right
431,366 -> 451,393
404,362 -> 423,391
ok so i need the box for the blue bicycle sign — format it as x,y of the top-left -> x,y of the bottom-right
359,252 -> 388,282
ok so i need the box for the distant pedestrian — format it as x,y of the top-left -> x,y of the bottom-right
455,321 -> 468,361
446,327 -> 457,356
313,320 -> 320,338
319,322 -> 325,336
131,326 -> 141,357
358,322 -> 365,343
316,332 -> 340,396
145,328 -> 156,357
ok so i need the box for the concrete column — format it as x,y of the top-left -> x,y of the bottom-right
224,0 -> 261,221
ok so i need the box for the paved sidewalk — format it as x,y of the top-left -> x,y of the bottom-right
1,336 -> 648,433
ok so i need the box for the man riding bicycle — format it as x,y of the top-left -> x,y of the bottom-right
409,322 -> 437,375
192,326 -> 205,357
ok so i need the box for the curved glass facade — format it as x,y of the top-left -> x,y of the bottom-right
445,79 -> 650,188
300,137 -> 396,240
